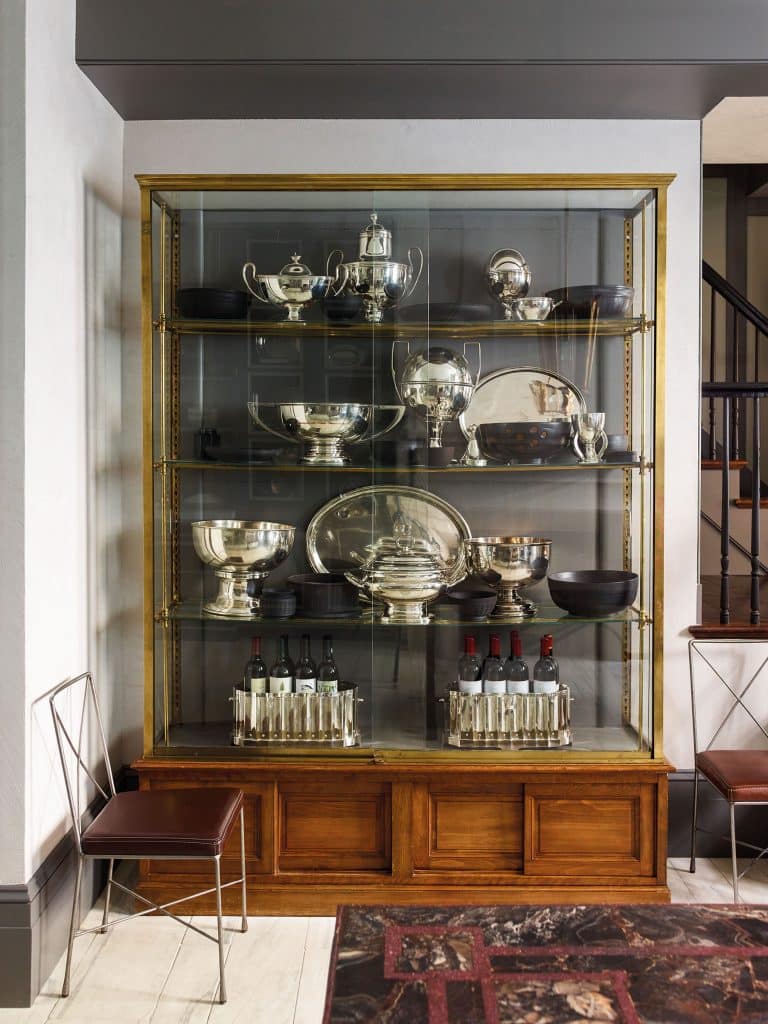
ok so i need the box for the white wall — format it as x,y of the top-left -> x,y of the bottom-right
121,118 -> 702,771
19,0 -> 124,881
0,0 -> 28,885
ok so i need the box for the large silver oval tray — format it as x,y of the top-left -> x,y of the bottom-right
459,366 -> 586,438
306,485 -> 470,587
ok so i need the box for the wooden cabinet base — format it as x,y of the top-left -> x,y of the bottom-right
133,758 -> 671,911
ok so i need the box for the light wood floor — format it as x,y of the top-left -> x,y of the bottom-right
0,858 -> 763,1023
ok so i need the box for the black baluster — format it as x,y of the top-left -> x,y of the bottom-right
732,307 -> 741,461
721,398 -> 731,625
709,289 -> 716,460
751,397 -> 761,625
754,323 -> 760,384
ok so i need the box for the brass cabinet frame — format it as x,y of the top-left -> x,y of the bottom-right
138,173 -> 672,764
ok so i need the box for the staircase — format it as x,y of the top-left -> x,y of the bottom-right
694,262 -> 768,633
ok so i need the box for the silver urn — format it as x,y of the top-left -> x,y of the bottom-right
329,213 -> 423,323
393,341 -> 480,448
484,248 -> 532,320
242,252 -> 333,322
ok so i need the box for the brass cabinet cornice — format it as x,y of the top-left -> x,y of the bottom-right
136,172 -> 676,192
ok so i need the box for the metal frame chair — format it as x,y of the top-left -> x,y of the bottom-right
689,638 -> 768,902
49,671 -> 247,1002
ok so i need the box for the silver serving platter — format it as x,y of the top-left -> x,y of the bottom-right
459,366 -> 586,438
306,485 -> 470,587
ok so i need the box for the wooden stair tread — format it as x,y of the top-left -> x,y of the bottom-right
689,623 -> 768,638
733,498 -> 768,508
701,459 -> 747,470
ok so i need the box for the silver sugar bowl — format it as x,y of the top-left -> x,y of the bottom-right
393,341 -> 480,448
329,213 -> 423,323
484,248 -> 532,320
242,252 -> 333,322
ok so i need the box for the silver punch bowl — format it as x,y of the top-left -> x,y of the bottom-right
248,401 -> 404,465
192,520 -> 295,617
465,535 -> 551,618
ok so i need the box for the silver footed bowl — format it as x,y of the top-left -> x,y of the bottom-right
192,519 -> 295,618
248,401 -> 404,465
506,296 -> 559,322
339,259 -> 417,323
465,535 -> 551,619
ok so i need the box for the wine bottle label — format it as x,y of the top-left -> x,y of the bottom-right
269,676 -> 293,694
482,680 -> 507,695
317,680 -> 338,695
248,676 -> 267,695
506,680 -> 531,695
533,680 -> 558,695
458,679 -> 482,695
297,677 -> 317,693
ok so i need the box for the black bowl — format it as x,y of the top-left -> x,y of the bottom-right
478,421 -> 572,465
444,588 -> 498,621
548,570 -> 639,617
322,295 -> 365,322
545,285 -> 634,320
259,588 -> 297,619
287,573 -> 360,618
176,288 -> 250,319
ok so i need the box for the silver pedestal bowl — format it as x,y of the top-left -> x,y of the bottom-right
192,519 -> 295,617
248,401 -> 404,465
465,535 -> 551,618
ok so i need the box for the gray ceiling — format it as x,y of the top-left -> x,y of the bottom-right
76,0 -> 768,119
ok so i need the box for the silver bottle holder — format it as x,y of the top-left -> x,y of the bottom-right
231,683 -> 361,746
442,684 -> 572,748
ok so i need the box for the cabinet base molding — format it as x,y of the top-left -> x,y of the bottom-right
133,757 -> 671,913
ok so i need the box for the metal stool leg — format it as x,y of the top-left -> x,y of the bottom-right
214,856 -> 227,1003
690,768 -> 699,872
101,859 -> 114,934
240,807 -> 248,932
730,803 -> 740,902
62,853 -> 84,997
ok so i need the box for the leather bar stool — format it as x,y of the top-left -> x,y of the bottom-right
49,671 -> 247,1002
689,639 -> 768,901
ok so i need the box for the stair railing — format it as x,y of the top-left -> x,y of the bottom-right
701,382 -> 767,624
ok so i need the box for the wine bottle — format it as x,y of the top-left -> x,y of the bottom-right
505,630 -> 530,694
317,634 -> 339,694
269,634 -> 294,694
457,635 -> 482,694
482,633 -> 506,695
295,634 -> 317,693
243,636 -> 267,694
533,633 -> 559,694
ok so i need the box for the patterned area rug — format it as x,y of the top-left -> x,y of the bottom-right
323,904 -> 768,1023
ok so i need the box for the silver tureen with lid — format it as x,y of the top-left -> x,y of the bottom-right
484,248 -> 532,320
242,252 -> 333,322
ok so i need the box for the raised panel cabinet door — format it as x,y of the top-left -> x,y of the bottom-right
524,782 -> 656,877
278,781 -> 391,872
140,778 -> 274,877
413,781 -> 524,874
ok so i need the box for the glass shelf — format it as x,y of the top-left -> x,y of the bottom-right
166,316 -> 652,339
157,458 -> 643,473
163,602 -> 645,627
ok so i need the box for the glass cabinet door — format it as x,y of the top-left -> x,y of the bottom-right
143,177 -> 663,760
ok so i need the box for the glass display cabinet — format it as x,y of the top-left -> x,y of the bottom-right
135,174 -> 671,910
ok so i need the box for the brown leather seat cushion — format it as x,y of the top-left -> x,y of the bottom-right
81,788 -> 243,858
697,750 -> 768,802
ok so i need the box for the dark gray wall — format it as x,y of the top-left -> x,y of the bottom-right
76,1 -> 768,119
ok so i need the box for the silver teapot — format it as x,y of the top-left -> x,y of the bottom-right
329,213 -> 423,323
393,341 -> 480,448
484,248 -> 532,320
